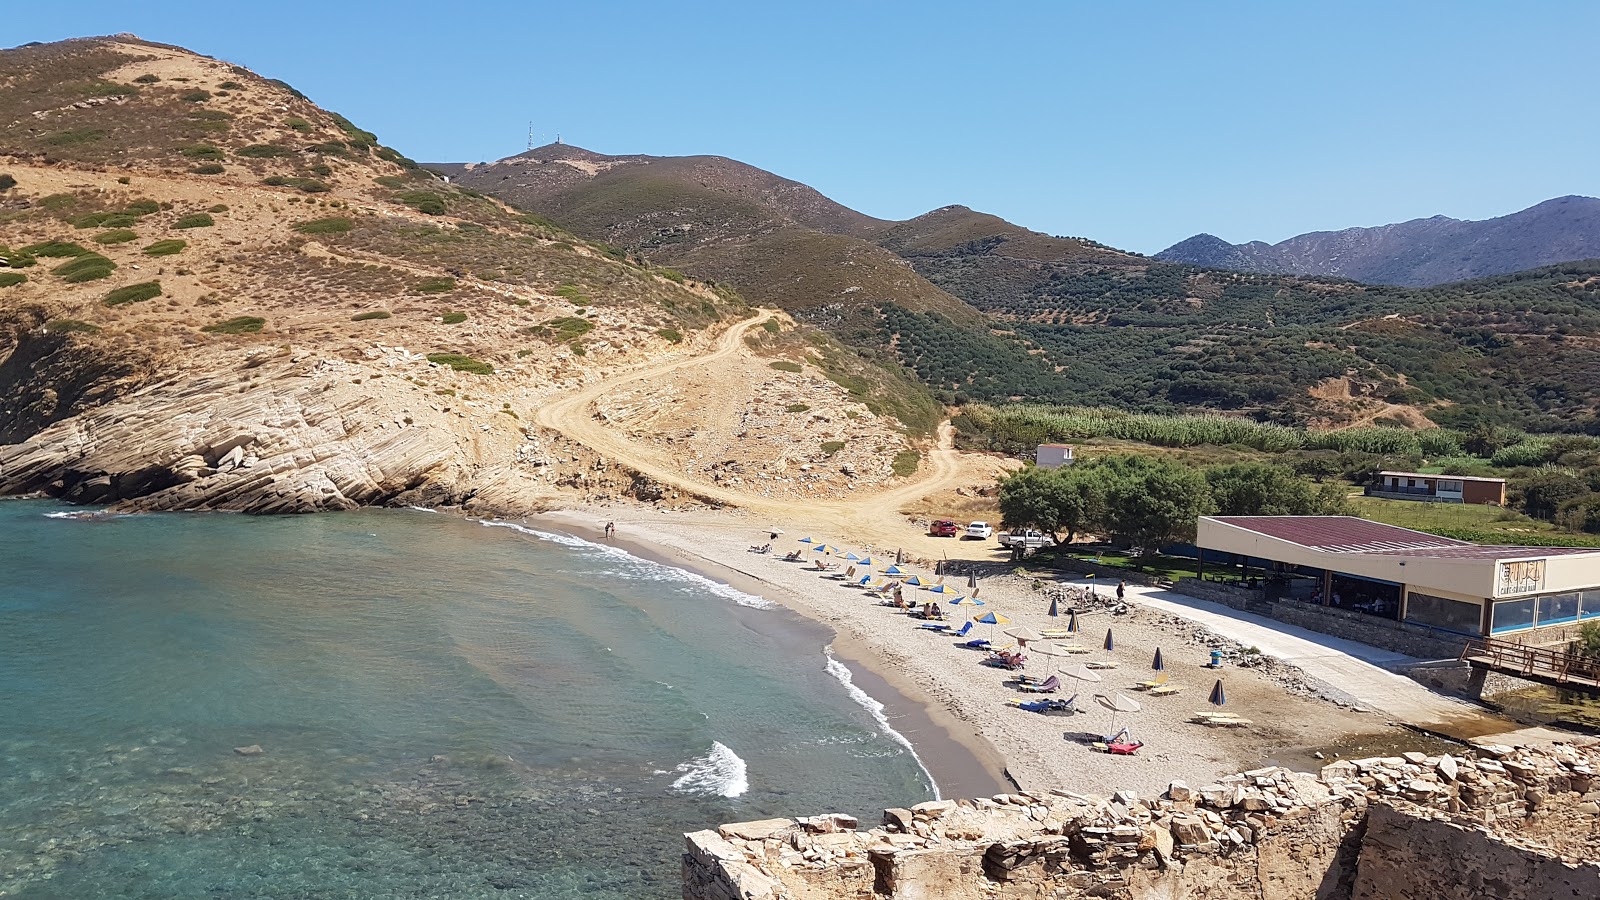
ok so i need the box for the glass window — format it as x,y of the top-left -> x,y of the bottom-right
1580,591 -> 1600,621
1491,598 -> 1536,633
1404,592 -> 1482,635
1536,593 -> 1581,626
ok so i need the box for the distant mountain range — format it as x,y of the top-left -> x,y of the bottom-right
1157,196 -> 1600,286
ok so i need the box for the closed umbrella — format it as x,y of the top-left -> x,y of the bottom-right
1103,628 -> 1115,652
1095,692 -> 1141,737
896,548 -> 905,564
1066,610 -> 1079,634
1152,648 -> 1165,672
1209,679 -> 1227,707
968,570 -> 978,589
1047,596 -> 1059,617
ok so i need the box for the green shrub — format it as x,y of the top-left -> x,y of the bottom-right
426,353 -> 494,375
657,328 -> 683,343
570,343 -> 587,356
124,199 -> 161,216
53,253 -> 117,282
132,74 -> 160,84
181,90 -> 211,103
93,229 -> 138,244
0,174 -> 15,191
45,128 -> 106,146
236,144 -> 290,158
374,175 -> 408,189
182,145 -> 224,160
143,239 -> 187,257
192,163 -> 225,175
103,280 -> 162,306
821,441 -> 845,455
786,403 -> 811,413
309,163 -> 333,177
555,283 -> 587,302
761,319 -> 781,334
219,81 -> 243,91
207,204 -> 229,214
202,316 -> 266,334
440,311 -> 467,324
892,450 -> 921,477
769,360 -> 803,373
528,316 -> 593,342
293,217 -> 353,235
173,213 -> 215,229
286,117 -> 312,131
74,212 -> 137,229
0,272 -> 26,288
44,318 -> 98,333
658,267 -> 686,283
37,193 -> 77,211
26,240 -> 89,258
351,310 -> 392,321
330,113 -> 377,147
413,277 -> 456,294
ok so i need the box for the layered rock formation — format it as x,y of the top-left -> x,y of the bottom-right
685,739 -> 1600,899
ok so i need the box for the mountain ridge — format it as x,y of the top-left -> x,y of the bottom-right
1156,195 -> 1600,286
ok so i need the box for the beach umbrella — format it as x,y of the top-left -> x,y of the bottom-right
798,537 -> 814,544
1031,642 -> 1076,674
1061,662 -> 1103,685
896,548 -> 905,564
904,575 -> 928,587
1004,626 -> 1044,645
814,544 -> 839,555
1095,692 -> 1141,737
1208,679 -> 1227,707
857,556 -> 878,567
927,584 -> 953,594
968,570 -> 978,589
883,565 -> 905,577
770,528 -> 785,535
1103,628 -> 1115,652
1066,610 -> 1079,633
1152,648 -> 1165,672
1047,596 -> 1059,617
947,595 -> 983,606
844,552 -> 862,562
974,610 -> 1011,640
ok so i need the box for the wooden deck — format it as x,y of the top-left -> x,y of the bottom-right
1460,636 -> 1600,694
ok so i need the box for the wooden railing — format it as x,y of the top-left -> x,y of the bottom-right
1459,636 -> 1600,686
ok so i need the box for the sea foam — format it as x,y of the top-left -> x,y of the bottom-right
671,741 -> 749,798
476,519 -> 776,608
825,651 -> 940,800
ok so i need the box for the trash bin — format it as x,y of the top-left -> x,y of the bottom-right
1209,649 -> 1224,668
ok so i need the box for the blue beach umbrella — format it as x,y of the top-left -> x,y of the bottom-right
904,575 -> 928,587
947,595 -> 984,606
814,544 -> 838,554
1103,628 -> 1115,652
1048,596 -> 1059,617
798,537 -> 814,544
844,552 -> 862,562
927,584 -> 952,594
1152,648 -> 1165,672
1209,679 -> 1227,707
883,565 -> 904,576
974,610 -> 1011,641
857,557 -> 878,567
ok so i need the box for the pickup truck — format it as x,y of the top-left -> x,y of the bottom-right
997,529 -> 1056,549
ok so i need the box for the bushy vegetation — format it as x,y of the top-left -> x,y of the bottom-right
172,213 -> 215,229
142,239 -> 186,257
768,360 -> 803,373
53,252 -> 117,282
201,316 -> 266,334
103,280 -> 162,306
192,163 -> 225,175
0,272 -> 26,288
351,310 -> 392,321
0,173 -> 15,191
892,450 -> 921,477
181,89 -> 211,103
293,217 -> 354,235
426,353 -> 494,375
820,440 -> 845,455
440,311 -> 467,324
528,316 -> 593,342
657,327 -> 683,343
396,191 -> 447,215
43,318 -> 99,333
412,276 -> 456,293
181,144 -> 224,160
92,228 -> 137,244
786,403 -> 811,413
26,240 -> 90,258
236,143 -> 291,158
263,175 -> 330,193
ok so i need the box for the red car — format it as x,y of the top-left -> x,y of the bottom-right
929,519 -> 959,537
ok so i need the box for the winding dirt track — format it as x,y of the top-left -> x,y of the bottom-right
534,311 -> 972,546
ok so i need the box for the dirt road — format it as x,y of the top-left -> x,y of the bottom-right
534,312 -> 982,552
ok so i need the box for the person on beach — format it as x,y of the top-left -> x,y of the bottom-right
604,521 -> 615,540
1116,580 -> 1126,602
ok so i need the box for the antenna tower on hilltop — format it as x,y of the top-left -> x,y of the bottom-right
527,122 -> 535,151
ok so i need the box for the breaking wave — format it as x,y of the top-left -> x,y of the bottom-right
825,651 -> 939,799
671,741 -> 749,798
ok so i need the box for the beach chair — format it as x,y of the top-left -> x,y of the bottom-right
1085,659 -> 1119,670
1006,695 -> 1077,715
1134,672 -> 1169,691
1039,629 -> 1074,639
949,621 -> 974,638
1016,674 -> 1060,694
962,637 -> 991,650
1148,683 -> 1184,697
918,620 -> 952,631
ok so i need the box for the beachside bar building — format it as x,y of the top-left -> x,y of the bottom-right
1194,516 -> 1600,642
1367,471 -> 1507,505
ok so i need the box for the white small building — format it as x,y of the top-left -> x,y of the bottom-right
1035,444 -> 1074,469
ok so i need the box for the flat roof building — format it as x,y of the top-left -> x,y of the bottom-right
1035,444 -> 1074,469
1195,516 -> 1600,644
1369,471 -> 1506,506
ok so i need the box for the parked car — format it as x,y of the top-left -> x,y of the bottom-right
929,519 -> 960,537
965,521 -> 993,540
997,529 -> 1055,549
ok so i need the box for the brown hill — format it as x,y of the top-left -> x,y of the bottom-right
0,37 -> 931,512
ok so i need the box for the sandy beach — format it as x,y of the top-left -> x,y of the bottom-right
533,505 -> 1416,799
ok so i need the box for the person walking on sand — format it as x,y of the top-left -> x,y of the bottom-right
1116,580 -> 1126,602
604,521 -> 615,540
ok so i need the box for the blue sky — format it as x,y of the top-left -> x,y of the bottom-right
13,1 -> 1598,252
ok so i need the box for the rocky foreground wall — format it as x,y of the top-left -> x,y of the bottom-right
684,740 -> 1600,900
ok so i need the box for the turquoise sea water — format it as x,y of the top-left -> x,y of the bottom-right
0,501 -> 933,898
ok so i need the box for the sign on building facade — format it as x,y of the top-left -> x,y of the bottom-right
1496,559 -> 1546,597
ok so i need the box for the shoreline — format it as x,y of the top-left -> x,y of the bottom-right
527,512 -> 1013,800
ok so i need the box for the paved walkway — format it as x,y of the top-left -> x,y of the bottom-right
1120,583 -> 1491,729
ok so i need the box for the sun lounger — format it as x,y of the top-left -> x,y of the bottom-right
1016,674 -> 1060,694
1085,659 -> 1119,670
1106,741 -> 1143,755
1192,714 -> 1252,727
1147,684 -> 1184,697
919,621 -> 951,631
962,638 -> 991,649
1134,673 -> 1169,691
1006,695 -> 1077,715
1039,629 -> 1074,639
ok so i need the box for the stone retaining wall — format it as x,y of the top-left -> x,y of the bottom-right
685,741 -> 1600,900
